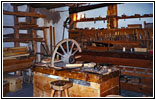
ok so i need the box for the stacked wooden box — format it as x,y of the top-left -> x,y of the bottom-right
4,74 -> 23,92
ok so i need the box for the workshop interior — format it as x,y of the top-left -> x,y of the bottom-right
2,2 -> 154,98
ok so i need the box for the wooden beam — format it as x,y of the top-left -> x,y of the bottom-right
3,10 -> 46,18
3,54 -> 30,60
43,28 -> 50,55
121,71 -> 153,78
3,38 -> 43,42
107,4 -> 118,29
50,26 -> 53,55
75,14 -> 153,22
14,6 -> 20,47
69,3 -> 120,14
77,51 -> 153,68
52,26 -> 56,48
3,33 -> 32,38
3,57 -> 36,73
3,26 -> 49,30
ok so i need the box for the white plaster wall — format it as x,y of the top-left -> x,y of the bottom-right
3,3 -> 14,47
3,3 -> 28,47
36,7 -> 69,55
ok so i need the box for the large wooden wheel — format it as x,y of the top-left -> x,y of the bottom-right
51,39 -> 82,69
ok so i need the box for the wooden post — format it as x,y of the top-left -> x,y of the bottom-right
30,7 -> 37,54
52,26 -> 56,48
13,6 -> 21,75
13,6 -> 20,47
107,4 -> 118,29
50,26 -> 53,55
43,28 -> 50,55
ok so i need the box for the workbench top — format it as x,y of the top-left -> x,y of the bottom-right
32,65 -> 120,83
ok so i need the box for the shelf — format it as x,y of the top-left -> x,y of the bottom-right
3,10 -> 46,18
94,41 -> 139,46
75,14 -> 153,22
3,38 -> 44,42
3,26 -> 49,30
3,33 -> 32,38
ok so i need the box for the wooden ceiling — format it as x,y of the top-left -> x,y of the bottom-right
11,3 -> 85,9
11,3 -> 120,14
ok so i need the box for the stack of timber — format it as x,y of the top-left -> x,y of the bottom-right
3,46 -> 36,73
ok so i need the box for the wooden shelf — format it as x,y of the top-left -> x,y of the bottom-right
94,41 -> 139,46
3,38 -> 44,42
3,26 -> 49,30
3,10 -> 46,18
75,14 -> 153,22
3,33 -> 32,38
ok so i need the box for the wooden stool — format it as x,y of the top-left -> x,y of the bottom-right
50,80 -> 73,97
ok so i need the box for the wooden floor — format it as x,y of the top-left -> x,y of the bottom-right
5,82 -> 144,97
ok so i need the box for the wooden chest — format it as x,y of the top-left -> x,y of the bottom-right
33,66 -> 120,97
4,75 -> 23,92
3,80 -> 9,97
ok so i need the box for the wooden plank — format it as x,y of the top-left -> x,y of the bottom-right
3,10 -> 46,18
3,57 -> 36,73
77,54 -> 153,69
14,6 -> 20,47
3,51 -> 28,57
75,14 -> 153,22
3,33 -> 32,38
121,71 -> 153,78
3,46 -> 27,52
95,41 -> 139,46
3,38 -> 43,42
120,82 -> 153,95
87,46 -> 113,51
43,28 -> 50,55
69,3 -> 119,14
3,54 -> 30,60
3,56 -> 35,67
50,26 -> 53,55
3,26 -> 49,30
52,27 -> 56,48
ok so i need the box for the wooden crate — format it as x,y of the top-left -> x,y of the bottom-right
4,75 -> 23,92
3,80 -> 9,97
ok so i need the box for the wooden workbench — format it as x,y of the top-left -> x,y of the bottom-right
32,66 -> 120,97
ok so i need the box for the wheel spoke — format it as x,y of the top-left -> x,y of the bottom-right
66,41 -> 69,53
60,44 -> 66,55
56,52 -> 64,57
72,49 -> 78,55
70,42 -> 74,54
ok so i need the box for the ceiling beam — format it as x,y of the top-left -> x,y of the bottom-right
69,3 -> 121,14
